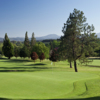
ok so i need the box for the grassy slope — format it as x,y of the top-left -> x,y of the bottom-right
0,57 -> 100,99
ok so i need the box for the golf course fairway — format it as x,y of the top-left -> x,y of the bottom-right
0,58 -> 100,99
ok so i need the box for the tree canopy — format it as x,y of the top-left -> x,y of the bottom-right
32,42 -> 49,58
2,33 -> 14,59
58,8 -> 98,72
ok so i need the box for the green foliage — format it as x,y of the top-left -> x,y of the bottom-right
14,46 -> 20,58
12,41 -> 24,47
59,9 -> 98,72
0,43 -> 3,54
32,42 -> 49,58
23,31 -> 31,58
19,46 -> 31,58
2,33 -> 14,59
24,31 -> 30,47
51,40 -> 60,49
19,48 -> 24,58
31,32 -> 36,47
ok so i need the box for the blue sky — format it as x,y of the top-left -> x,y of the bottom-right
0,0 -> 100,38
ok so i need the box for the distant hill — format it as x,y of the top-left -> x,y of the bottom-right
36,34 -> 60,40
0,34 -> 60,42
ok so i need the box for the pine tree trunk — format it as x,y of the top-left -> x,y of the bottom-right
70,61 -> 72,68
8,57 -> 10,59
74,60 -> 78,72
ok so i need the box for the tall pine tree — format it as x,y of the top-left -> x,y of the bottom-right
2,33 -> 14,59
59,9 -> 98,72
24,31 -> 30,47
31,32 -> 36,47
23,31 -> 30,58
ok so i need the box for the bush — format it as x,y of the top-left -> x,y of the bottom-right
49,48 -> 58,62
39,53 -> 45,62
31,52 -> 38,62
32,42 -> 49,58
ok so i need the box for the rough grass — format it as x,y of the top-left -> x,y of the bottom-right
0,57 -> 100,100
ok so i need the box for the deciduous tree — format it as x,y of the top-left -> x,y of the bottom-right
49,48 -> 58,65
39,53 -> 45,62
31,52 -> 38,62
32,42 -> 49,58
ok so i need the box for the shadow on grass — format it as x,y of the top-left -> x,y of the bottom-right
0,62 -> 51,72
50,96 -> 100,100
0,57 -> 8,60
88,58 -> 100,60
83,65 -> 100,68
0,58 -> 49,72
0,96 -> 100,100
0,69 -> 41,72
0,59 -> 32,63
0,58 -> 48,65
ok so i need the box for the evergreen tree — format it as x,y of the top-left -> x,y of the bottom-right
58,36 -> 73,68
2,33 -> 14,59
31,32 -> 36,47
19,46 -> 30,58
19,48 -> 24,58
24,31 -> 31,58
59,9 -> 98,72
14,46 -> 20,58
24,31 -> 30,47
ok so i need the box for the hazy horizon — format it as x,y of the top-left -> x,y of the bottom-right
0,33 -> 61,38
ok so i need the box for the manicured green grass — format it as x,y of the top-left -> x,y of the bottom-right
0,57 -> 100,99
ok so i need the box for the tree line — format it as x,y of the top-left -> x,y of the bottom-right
2,32 -> 49,62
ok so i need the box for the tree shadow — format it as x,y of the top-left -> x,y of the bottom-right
0,69 -> 41,72
0,58 -> 8,60
83,65 -> 100,68
0,58 -> 50,72
88,58 -> 100,60
0,62 -> 50,72
1,59 -> 32,63
33,63 -> 46,65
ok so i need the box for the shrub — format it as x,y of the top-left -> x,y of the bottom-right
31,52 -> 38,62
49,48 -> 58,62
39,53 -> 45,62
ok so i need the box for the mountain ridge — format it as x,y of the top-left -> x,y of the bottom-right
0,34 -> 60,41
